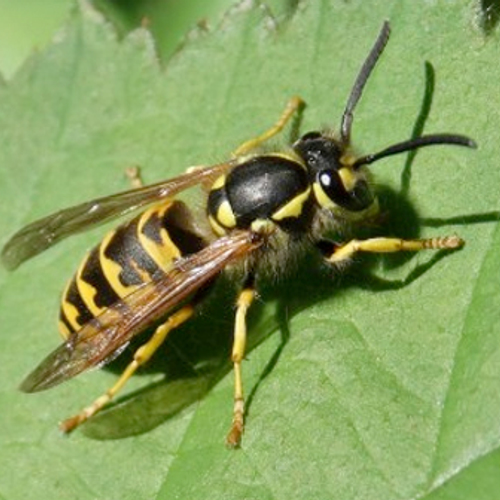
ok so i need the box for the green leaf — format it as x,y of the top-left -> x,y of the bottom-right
0,1 -> 498,500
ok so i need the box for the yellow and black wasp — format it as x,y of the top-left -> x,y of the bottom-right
2,21 -> 476,447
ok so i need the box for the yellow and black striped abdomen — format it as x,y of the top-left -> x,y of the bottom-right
59,200 -> 208,338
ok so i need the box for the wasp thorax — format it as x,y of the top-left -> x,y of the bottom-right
207,155 -> 314,236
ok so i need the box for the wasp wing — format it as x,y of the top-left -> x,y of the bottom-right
2,161 -> 235,270
20,230 -> 260,393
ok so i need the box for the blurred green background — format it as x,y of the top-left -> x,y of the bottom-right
0,0 -> 300,79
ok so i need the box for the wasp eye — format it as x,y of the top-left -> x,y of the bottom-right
317,169 -> 344,202
319,170 -> 341,193
316,169 -> 374,212
319,171 -> 334,187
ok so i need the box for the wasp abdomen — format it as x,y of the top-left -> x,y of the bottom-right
59,200 -> 208,337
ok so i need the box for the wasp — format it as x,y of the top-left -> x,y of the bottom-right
2,21 -> 476,447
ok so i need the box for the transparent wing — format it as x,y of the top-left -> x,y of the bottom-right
20,230 -> 260,392
2,161 -> 235,270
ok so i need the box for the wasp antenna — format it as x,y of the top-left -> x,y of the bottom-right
340,21 -> 391,146
353,133 -> 477,168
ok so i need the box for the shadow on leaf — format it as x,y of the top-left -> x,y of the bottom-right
478,0 -> 500,35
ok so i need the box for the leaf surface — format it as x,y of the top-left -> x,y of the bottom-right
0,1 -> 497,500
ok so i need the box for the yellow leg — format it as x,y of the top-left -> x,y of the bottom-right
226,286 -> 256,448
60,305 -> 195,432
327,235 -> 463,265
232,96 -> 304,157
125,166 -> 144,188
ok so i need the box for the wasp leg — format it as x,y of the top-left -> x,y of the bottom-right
125,166 -> 144,188
232,96 -> 304,157
325,235 -> 464,265
226,279 -> 256,448
60,304 -> 195,433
